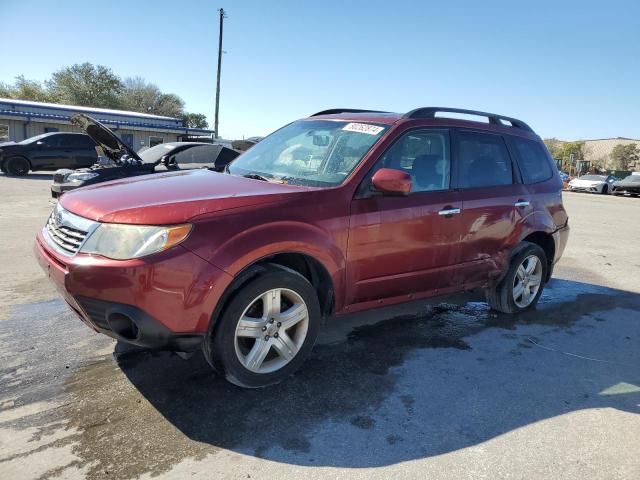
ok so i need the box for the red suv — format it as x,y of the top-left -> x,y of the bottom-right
35,107 -> 569,387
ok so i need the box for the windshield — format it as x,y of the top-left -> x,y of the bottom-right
580,175 -> 606,181
18,133 -> 52,145
227,120 -> 389,186
138,143 -> 178,163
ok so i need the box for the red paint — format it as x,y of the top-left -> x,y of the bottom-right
35,111 -> 569,339
371,168 -> 412,195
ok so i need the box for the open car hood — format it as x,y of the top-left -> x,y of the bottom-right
70,113 -> 141,162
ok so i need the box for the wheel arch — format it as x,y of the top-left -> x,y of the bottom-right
520,231 -> 555,281
205,250 -> 338,342
4,154 -> 33,173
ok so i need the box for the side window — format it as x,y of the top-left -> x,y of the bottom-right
457,132 -> 513,189
42,135 -> 60,147
76,135 -> 96,148
511,137 -> 553,184
172,145 -> 215,168
58,135 -> 75,148
377,129 -> 451,193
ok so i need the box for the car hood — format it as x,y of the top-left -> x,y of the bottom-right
59,169 -> 311,224
570,179 -> 604,186
70,113 -> 141,162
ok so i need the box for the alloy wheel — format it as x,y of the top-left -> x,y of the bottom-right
512,255 -> 543,308
234,288 -> 309,374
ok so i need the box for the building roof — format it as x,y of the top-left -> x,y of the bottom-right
0,97 -> 214,135
0,97 -> 176,121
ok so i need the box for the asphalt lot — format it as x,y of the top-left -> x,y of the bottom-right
1,174 -> 639,480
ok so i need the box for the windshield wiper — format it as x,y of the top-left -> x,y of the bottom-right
242,173 -> 271,182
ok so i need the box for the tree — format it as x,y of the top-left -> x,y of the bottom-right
154,93 -> 184,118
543,138 -> 563,159
2,64 -> 210,128
180,112 -> 209,129
0,75 -> 52,102
555,141 -> 585,172
610,143 -> 639,171
46,63 -> 124,108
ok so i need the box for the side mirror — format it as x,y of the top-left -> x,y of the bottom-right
371,168 -> 412,195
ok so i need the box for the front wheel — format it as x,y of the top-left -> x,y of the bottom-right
6,156 -> 30,176
486,242 -> 548,314
203,265 -> 321,388
601,185 -> 609,195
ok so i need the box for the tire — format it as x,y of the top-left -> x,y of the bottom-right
485,241 -> 548,314
203,264 -> 321,388
5,156 -> 30,176
601,185 -> 608,195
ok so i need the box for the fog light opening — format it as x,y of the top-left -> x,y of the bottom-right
107,312 -> 140,340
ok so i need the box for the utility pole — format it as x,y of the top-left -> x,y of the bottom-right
214,8 -> 226,139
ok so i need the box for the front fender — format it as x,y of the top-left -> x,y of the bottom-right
184,216 -> 348,311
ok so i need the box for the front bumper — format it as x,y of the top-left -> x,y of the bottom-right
568,185 -> 600,193
552,223 -> 570,265
34,232 -> 233,351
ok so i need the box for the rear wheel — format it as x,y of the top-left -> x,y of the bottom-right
203,265 -> 321,388
486,242 -> 548,314
6,156 -> 30,176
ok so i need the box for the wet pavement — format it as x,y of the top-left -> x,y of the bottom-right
1,279 -> 639,479
1,186 -> 639,479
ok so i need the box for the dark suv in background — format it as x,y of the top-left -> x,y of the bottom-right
0,132 -> 97,175
35,107 -> 569,388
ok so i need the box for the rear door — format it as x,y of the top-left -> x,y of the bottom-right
453,129 -> 530,286
70,135 -> 98,167
346,128 -> 463,306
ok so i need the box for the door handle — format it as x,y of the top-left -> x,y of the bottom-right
514,200 -> 530,208
438,207 -> 461,216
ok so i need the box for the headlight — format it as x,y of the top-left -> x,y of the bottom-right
80,223 -> 192,260
67,172 -> 99,182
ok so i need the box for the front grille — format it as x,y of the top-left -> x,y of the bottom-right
42,204 -> 98,257
45,215 -> 88,255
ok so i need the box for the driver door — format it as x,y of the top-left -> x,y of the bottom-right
346,128 -> 463,306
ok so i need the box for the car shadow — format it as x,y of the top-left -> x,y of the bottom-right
106,278 -> 640,469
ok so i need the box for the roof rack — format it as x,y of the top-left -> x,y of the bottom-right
404,107 -> 533,132
310,108 -> 389,117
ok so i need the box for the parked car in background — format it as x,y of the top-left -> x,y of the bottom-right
35,107 -> 569,388
611,173 -> 640,196
0,132 -> 98,176
50,114 -> 240,197
567,174 -> 617,194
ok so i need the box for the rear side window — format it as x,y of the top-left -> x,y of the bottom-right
511,137 -> 553,184
58,135 -> 76,148
457,131 -> 513,189
76,135 -> 97,148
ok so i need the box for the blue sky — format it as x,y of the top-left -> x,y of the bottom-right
1,0 -> 638,140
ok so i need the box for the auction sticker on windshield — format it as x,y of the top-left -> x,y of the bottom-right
342,123 -> 385,135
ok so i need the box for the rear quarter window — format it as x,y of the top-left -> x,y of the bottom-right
512,137 -> 553,184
